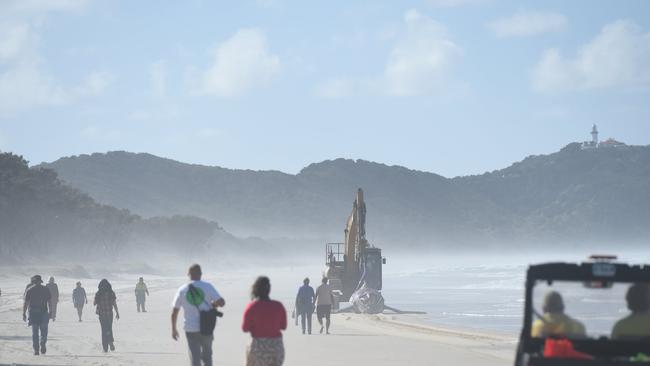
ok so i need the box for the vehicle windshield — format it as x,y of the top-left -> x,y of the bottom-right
531,280 -> 650,341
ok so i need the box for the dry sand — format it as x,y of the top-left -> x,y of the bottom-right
0,265 -> 516,365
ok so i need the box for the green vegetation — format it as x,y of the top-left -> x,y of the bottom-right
0,152 -> 265,263
38,144 -> 650,248
456,143 -> 650,242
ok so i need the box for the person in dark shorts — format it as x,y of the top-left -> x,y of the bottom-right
314,277 -> 334,334
94,279 -> 120,352
295,277 -> 315,335
72,282 -> 88,322
23,275 -> 51,355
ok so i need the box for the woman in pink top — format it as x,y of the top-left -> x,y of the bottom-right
242,276 -> 287,366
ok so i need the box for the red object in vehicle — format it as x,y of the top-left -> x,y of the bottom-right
544,338 -> 594,360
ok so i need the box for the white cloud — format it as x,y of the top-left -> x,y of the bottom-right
383,9 -> 461,96
0,63 -> 113,112
0,23 -> 35,61
532,20 -> 650,93
149,60 -> 167,98
0,7 -> 112,113
315,9 -> 461,98
487,11 -> 567,38
201,28 -> 280,97
0,62 -> 68,111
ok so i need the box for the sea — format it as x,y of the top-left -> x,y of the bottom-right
380,251 -> 650,336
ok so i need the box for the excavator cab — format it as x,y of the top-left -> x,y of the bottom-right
359,247 -> 383,291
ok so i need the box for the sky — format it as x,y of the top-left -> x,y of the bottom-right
0,0 -> 649,178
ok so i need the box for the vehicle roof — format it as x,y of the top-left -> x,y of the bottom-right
527,262 -> 650,283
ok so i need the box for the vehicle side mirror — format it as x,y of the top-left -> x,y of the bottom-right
382,258 -> 386,265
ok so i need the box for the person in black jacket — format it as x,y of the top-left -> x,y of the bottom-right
94,279 -> 120,352
295,278 -> 315,334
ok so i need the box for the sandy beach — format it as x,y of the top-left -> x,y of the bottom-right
0,265 -> 516,366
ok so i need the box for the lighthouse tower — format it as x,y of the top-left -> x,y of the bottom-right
591,124 -> 599,145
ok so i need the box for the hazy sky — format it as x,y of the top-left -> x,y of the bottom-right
1,0 -> 649,177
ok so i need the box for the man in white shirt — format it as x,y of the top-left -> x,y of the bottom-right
172,264 -> 225,366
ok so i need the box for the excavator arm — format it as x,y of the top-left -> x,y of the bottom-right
344,188 -> 368,273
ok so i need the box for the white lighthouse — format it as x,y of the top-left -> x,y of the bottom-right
591,124 -> 599,145
581,124 -> 625,149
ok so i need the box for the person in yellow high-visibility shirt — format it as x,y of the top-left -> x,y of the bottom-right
612,283 -> 650,340
532,291 -> 586,338
135,277 -> 149,313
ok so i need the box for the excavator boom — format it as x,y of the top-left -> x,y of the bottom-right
344,188 -> 368,273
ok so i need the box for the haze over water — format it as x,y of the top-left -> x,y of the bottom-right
382,251 -> 650,334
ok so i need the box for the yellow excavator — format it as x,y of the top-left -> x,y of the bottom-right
325,188 -> 386,313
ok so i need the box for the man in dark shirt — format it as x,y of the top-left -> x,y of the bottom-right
295,277 -> 315,335
23,275 -> 51,355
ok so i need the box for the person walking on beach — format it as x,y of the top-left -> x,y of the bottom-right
314,277 -> 334,335
171,264 -> 225,366
23,275 -> 51,355
72,282 -> 88,322
94,279 -> 120,352
243,276 -> 287,366
46,277 -> 59,321
135,277 -> 149,312
294,277 -> 315,335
